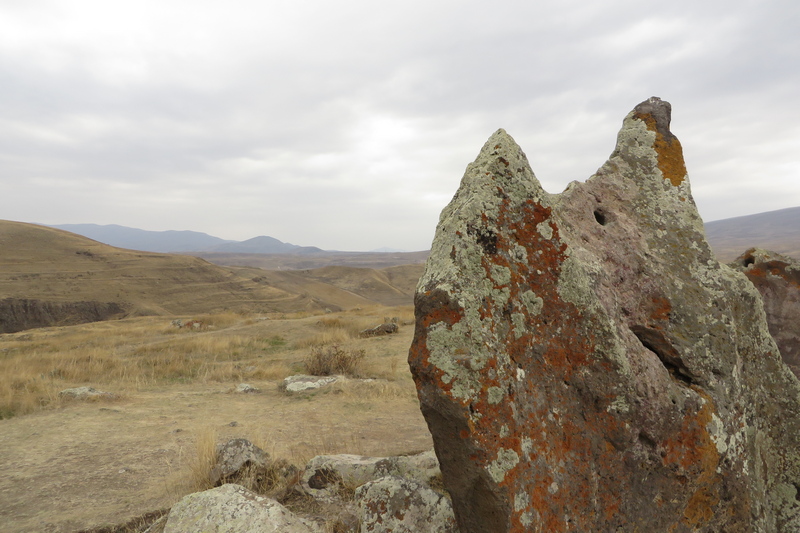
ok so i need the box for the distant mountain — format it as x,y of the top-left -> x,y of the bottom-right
207,235 -> 322,254
49,224 -> 234,253
370,247 -> 408,253
704,206 -> 800,262
48,224 -> 321,254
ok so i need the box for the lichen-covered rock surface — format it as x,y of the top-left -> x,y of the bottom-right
300,450 -> 440,502
162,483 -> 322,533
731,248 -> 800,380
409,97 -> 800,532
356,475 -> 457,532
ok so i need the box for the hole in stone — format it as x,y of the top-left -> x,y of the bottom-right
743,256 -> 755,268
794,483 -> 800,502
469,403 -> 476,415
593,209 -> 607,226
638,431 -> 657,448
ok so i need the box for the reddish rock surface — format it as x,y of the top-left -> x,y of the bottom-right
731,248 -> 800,379
409,97 -> 800,532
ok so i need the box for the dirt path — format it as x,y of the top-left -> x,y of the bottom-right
0,380 -> 432,532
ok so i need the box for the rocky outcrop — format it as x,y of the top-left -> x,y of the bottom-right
409,97 -> 800,531
0,298 -> 125,333
731,248 -> 800,378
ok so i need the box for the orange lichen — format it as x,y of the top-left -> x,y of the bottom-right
649,295 -> 672,322
634,112 -> 687,187
661,389 -> 721,528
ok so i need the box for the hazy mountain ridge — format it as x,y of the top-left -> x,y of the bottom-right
0,220 -> 420,332
703,206 -> 800,262
48,223 -> 321,254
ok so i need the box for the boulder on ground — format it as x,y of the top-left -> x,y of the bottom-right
300,450 -> 441,502
234,383 -> 260,393
409,97 -> 800,531
359,323 -> 399,338
210,438 -> 270,486
356,475 -> 457,533
281,374 -> 339,393
162,484 -> 322,533
59,386 -> 115,400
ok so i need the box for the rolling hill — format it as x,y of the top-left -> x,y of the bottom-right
0,221 -> 420,333
704,206 -> 800,262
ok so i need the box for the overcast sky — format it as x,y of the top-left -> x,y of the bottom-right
1,1 -> 798,251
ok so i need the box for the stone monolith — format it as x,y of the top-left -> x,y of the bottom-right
409,97 -> 800,532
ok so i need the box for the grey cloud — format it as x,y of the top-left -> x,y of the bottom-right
1,0 -> 799,250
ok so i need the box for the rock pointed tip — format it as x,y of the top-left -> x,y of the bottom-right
633,96 -> 673,138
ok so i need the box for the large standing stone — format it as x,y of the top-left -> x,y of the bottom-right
731,248 -> 800,379
409,97 -> 800,531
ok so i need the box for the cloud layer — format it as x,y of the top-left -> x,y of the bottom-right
2,0 -> 798,251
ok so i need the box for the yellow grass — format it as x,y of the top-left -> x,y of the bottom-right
0,306 -> 414,419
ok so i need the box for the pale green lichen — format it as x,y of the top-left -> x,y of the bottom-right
488,448 -> 520,483
520,290 -> 543,315
608,395 -> 630,415
557,254 -> 595,309
520,511 -> 534,527
536,220 -> 553,240
490,264 -> 511,287
511,313 -> 527,338
514,491 -> 528,512
488,386 -> 504,405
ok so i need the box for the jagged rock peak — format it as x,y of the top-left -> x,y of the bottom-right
410,99 -> 800,531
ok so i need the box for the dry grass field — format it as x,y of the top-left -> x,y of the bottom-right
0,220 -> 434,531
0,305 -> 431,532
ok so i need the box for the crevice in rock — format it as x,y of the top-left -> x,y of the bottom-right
630,325 -> 696,386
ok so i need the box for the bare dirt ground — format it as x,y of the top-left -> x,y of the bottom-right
0,313 -> 432,533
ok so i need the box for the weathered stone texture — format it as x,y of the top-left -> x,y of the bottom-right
731,248 -> 800,379
409,97 -> 800,531
162,484 -> 321,533
356,475 -> 457,532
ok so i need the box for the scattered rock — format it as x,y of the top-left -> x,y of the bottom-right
281,374 -> 339,393
409,97 -> 800,531
300,450 -> 441,502
359,322 -> 399,338
356,475 -> 457,533
210,438 -> 270,486
162,484 -> 322,533
59,386 -> 116,401
170,319 -> 205,330
234,383 -> 260,394
731,248 -> 800,378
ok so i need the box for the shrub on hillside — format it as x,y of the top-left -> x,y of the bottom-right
304,345 -> 365,378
